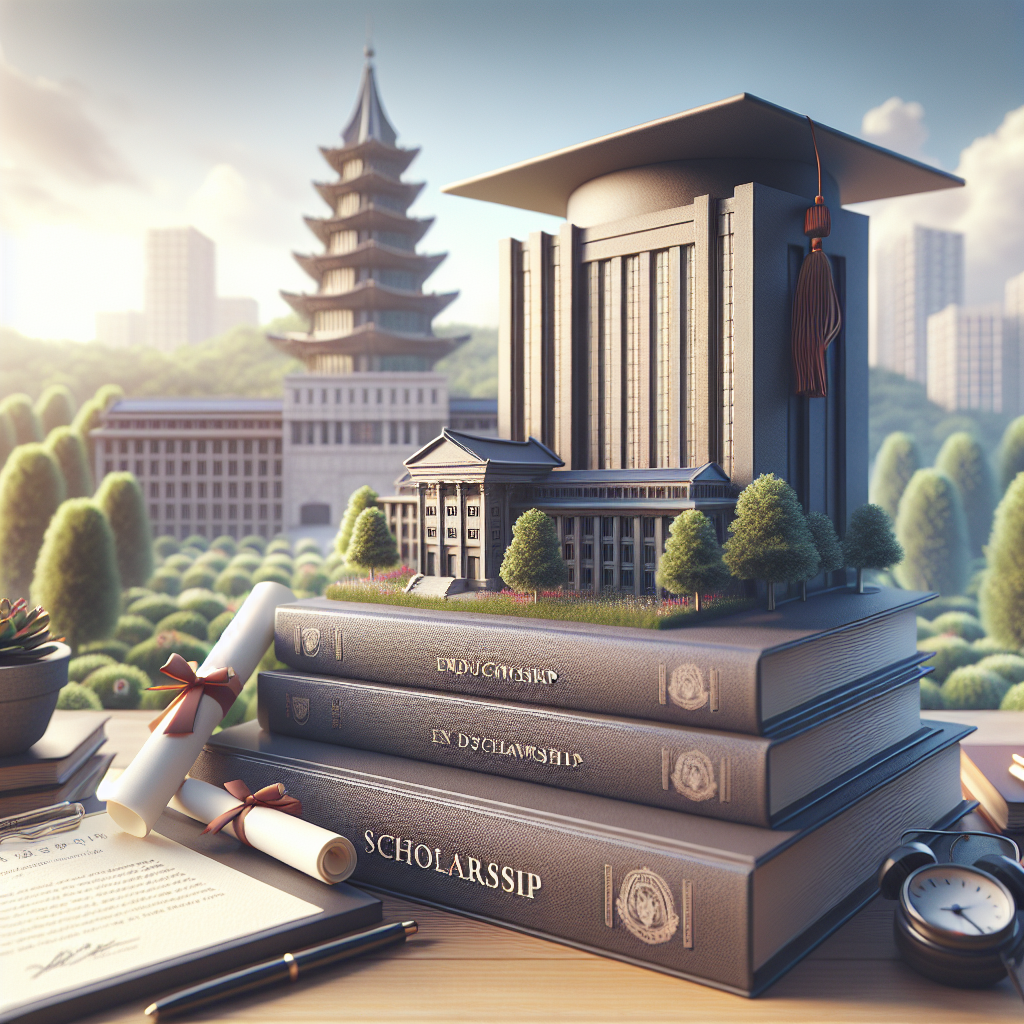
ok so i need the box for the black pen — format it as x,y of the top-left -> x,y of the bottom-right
145,919 -> 418,1020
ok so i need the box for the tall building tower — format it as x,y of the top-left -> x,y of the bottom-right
875,225 -> 963,386
270,48 -> 466,529
926,304 -> 1007,413
144,226 -> 217,351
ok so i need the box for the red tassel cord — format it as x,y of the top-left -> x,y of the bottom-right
792,117 -> 842,398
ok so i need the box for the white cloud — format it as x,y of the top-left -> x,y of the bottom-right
861,104 -> 1024,305
861,97 -> 930,161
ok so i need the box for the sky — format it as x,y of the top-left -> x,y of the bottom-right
0,0 -> 1022,341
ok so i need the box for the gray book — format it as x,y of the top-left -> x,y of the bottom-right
193,720 -> 970,996
274,587 -> 928,735
258,658 -> 927,827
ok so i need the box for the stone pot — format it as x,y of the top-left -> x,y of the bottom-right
0,642 -> 71,757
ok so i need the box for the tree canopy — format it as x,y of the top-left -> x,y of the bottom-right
806,511 -> 845,575
656,510 -> 729,610
346,508 -> 399,580
335,485 -> 379,558
998,416 -> 1024,494
35,385 -> 76,436
95,472 -> 154,588
45,426 -> 93,498
979,471 -> 1024,648
0,393 -> 43,446
934,432 -> 995,558
869,431 -> 920,520
893,470 -> 968,595
500,508 -> 568,598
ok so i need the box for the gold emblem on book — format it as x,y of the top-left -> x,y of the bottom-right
290,695 -> 310,725
300,628 -> 321,657
667,663 -> 708,710
615,867 -> 679,945
670,749 -> 718,802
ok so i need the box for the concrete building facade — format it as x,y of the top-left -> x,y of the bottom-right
144,227 -> 217,350
93,398 -> 283,540
926,304 -> 1009,414
875,225 -> 964,386
95,310 -> 146,348
215,297 -> 260,335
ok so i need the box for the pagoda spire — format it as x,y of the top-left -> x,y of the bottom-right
271,48 -> 467,375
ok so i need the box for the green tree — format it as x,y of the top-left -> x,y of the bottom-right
346,508 -> 399,580
499,508 -> 568,601
934,432 -> 995,558
71,398 -> 103,468
31,498 -> 120,649
335,485 -> 379,558
979,472 -> 1024,648
893,470 -> 968,595
0,393 -> 43,445
94,472 -> 154,589
805,511 -> 844,596
45,426 -> 93,498
0,410 -> 16,468
998,415 -> 1024,494
722,474 -> 819,611
35,384 -> 77,436
94,383 -> 125,409
655,510 -> 729,611
869,431 -> 920,520
843,503 -> 904,593
0,443 -> 66,598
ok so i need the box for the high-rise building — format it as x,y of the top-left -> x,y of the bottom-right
269,49 -> 467,528
144,227 -> 217,350
95,310 -> 145,348
926,304 -> 1008,413
215,297 -> 260,335
1006,270 -> 1024,416
875,225 -> 963,385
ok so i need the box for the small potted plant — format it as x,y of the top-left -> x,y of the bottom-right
0,598 -> 70,756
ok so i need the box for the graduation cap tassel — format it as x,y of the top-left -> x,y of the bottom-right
792,117 -> 842,398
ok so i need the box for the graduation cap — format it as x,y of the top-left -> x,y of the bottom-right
443,93 -> 963,399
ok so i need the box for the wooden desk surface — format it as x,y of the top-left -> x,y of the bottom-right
82,710 -> 1022,1023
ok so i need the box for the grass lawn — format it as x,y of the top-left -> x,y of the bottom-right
325,567 -> 754,630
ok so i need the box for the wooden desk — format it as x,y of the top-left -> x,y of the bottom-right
82,710 -> 1022,1023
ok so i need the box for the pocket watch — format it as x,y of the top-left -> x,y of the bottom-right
878,830 -> 1024,997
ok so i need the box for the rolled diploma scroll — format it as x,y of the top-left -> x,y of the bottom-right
106,581 -> 296,838
170,777 -> 357,884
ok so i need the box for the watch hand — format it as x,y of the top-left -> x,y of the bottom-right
957,911 -> 986,934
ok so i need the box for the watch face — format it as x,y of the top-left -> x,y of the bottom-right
903,864 -> 1015,944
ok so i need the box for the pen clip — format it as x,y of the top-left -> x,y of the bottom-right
0,801 -> 86,843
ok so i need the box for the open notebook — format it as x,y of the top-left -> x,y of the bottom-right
1,808 -> 381,1024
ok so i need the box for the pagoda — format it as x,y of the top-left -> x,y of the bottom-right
272,48 -> 466,373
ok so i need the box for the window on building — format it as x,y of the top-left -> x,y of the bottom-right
118,459 -> 128,471
197,440 -> 207,454
228,461 -> 237,476
562,517 -> 575,535
104,440 -> 112,455
291,423 -> 301,444
376,389 -> 383,404
244,482 -> 253,499
425,506 -> 436,517
228,504 -> 237,520
644,544 -> 656,565
491,529 -> 501,541
274,504 -> 282,520
228,483 -> 238,498
403,389 -> 410,404
213,440 -> 222,454
335,389 -> 341,403
621,543 -> 633,564
467,505 -> 479,517
212,504 -> 222,519
179,460 -> 190,475
166,504 -> 175,520
362,389 -> 369,404
149,504 -> 158,521
582,566 -> 593,588
602,543 -> 615,562
259,504 -> 268,520
431,389 -> 438,405
582,543 -> 593,560
602,567 -> 615,588
426,528 -> 437,538
305,422 -> 314,444
196,483 -> 206,498
134,460 -> 144,476
402,422 -> 412,444
181,483 -> 190,499
306,389 -> 313,405
643,518 -> 655,538
165,483 -> 175,499
446,527 -> 457,539
644,570 -> 656,593
133,439 -> 143,454
197,460 -> 206,475
149,482 -> 158,498
213,461 -> 222,475
621,569 -> 634,588
274,460 -> 282,475
293,390 -> 300,404
197,504 -> 206,520
446,505 -> 457,517
602,517 -> 614,537
244,460 -> 253,476
350,422 -> 383,444
228,440 -> 238,454
259,482 -> 268,499
582,516 -> 594,536
467,529 -> 479,540
321,389 -> 327,405
166,441 -> 175,453
258,460 -> 268,476
621,518 -> 634,538
564,542 -> 574,561
149,440 -> 159,454
181,440 -> 191,454
389,422 -> 399,444
491,507 -> 500,517
390,389 -> 397,404
243,504 -> 252,520
149,460 -> 159,476
417,389 -> 423,404
258,440 -> 268,454
166,460 -> 175,475
273,481 -> 282,498
213,482 -> 222,498
118,440 -> 128,455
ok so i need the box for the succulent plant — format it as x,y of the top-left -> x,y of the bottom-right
0,597 -> 59,662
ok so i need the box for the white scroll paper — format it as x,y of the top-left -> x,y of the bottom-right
106,581 -> 295,838
170,777 -> 357,884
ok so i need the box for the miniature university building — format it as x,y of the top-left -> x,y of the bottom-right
270,49 -> 467,529
400,94 -> 961,594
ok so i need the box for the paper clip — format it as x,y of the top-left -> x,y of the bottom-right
0,801 -> 85,844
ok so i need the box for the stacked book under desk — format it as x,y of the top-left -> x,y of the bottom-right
193,587 -> 972,996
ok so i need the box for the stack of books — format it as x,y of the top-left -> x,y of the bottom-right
194,587 -> 970,996
961,745 -> 1024,837
0,711 -> 111,818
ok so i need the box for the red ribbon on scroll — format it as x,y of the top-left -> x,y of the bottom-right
200,779 -> 304,846
147,653 -> 241,735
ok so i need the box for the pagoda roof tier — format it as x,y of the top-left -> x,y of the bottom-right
293,242 -> 446,283
282,281 -> 457,318
320,140 -> 419,177
304,207 -> 433,247
314,173 -> 424,210
268,322 -> 468,361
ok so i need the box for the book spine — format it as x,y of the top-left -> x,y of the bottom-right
258,672 -> 770,826
189,745 -> 755,994
274,605 -> 762,733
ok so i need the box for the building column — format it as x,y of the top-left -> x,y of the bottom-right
416,483 -> 426,575
654,515 -> 665,594
634,515 -> 643,595
456,482 -> 466,579
572,514 -> 581,592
